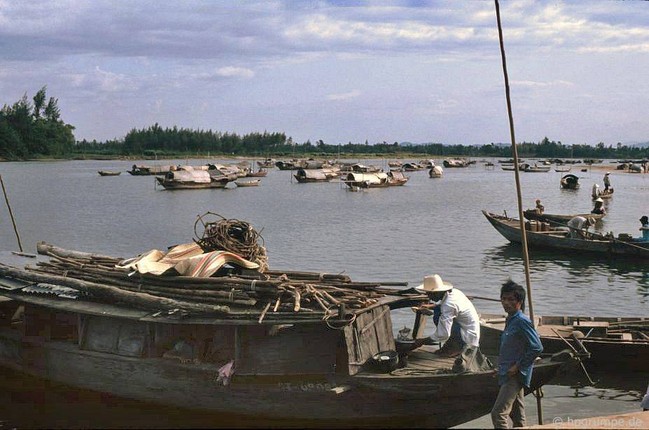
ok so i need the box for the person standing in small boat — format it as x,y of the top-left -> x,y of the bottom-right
491,280 -> 543,429
603,172 -> 611,191
591,198 -> 605,215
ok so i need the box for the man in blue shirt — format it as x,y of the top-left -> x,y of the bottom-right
491,280 -> 543,429
636,216 -> 649,242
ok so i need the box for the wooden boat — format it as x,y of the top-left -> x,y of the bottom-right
293,168 -> 332,183
483,210 -> 649,258
155,166 -> 231,190
257,158 -> 276,168
344,171 -> 408,189
97,170 -> 121,176
523,210 -> 605,226
0,244 -> 575,428
400,162 -> 424,172
246,168 -> 268,178
560,173 -> 579,189
594,188 -> 614,200
127,165 -> 172,176
555,166 -> 571,173
480,314 -> 649,372
521,163 -> 551,173
429,166 -> 443,178
234,179 -> 260,187
443,158 -> 470,168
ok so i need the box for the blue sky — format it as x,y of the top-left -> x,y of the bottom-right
2,1 -> 649,146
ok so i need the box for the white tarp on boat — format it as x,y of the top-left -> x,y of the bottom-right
117,242 -> 259,277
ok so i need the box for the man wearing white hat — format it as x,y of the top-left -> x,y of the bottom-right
591,197 -> 605,215
412,274 -> 481,359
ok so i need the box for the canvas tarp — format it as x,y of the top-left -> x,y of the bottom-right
116,242 -> 259,277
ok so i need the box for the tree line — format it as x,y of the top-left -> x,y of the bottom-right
0,87 -> 75,159
2,90 -> 648,160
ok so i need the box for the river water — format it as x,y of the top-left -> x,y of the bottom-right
0,158 -> 646,427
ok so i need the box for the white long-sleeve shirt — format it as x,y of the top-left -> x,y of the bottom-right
428,288 -> 480,347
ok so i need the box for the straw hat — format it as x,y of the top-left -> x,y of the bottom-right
595,198 -> 603,203
415,274 -> 453,293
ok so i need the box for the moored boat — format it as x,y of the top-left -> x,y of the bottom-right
0,241 -> 575,428
560,173 -> 579,189
246,168 -> 268,178
98,170 -> 121,176
480,314 -> 649,372
234,179 -> 260,187
293,168 -> 335,183
156,166 -> 232,190
429,165 -> 443,178
344,170 -> 408,189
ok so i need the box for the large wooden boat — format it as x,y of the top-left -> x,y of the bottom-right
443,158 -> 470,168
127,165 -> 172,176
344,171 -> 408,189
480,314 -> 649,372
523,210 -> 605,226
155,166 -> 232,190
483,210 -> 649,258
293,168 -> 336,183
0,244 -> 574,428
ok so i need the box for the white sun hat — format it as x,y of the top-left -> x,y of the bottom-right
415,274 -> 453,293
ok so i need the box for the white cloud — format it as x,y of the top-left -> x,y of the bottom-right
326,90 -> 361,101
215,67 -> 255,79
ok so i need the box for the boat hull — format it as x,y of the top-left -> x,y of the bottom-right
480,315 -> 649,372
0,332 -> 568,428
483,211 -> 649,258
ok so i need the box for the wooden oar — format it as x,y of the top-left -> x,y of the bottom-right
550,327 -> 595,385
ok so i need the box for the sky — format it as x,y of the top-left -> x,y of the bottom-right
1,0 -> 649,146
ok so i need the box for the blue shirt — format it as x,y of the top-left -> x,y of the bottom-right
497,310 -> 543,388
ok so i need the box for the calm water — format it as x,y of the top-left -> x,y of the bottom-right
0,158 -> 647,427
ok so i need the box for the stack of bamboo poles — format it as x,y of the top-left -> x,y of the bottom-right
0,242 -> 406,324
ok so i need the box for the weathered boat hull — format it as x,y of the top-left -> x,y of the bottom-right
156,177 -> 229,189
234,179 -> 260,187
480,314 -> 649,372
0,329 -> 568,428
483,210 -> 649,258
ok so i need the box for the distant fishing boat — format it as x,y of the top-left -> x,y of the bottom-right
97,170 -> 121,176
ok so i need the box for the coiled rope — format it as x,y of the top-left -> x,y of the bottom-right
194,212 -> 269,272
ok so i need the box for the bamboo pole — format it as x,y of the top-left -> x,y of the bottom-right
494,0 -> 541,424
0,175 -> 23,252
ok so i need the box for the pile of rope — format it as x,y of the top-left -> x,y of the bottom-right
194,212 -> 269,272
